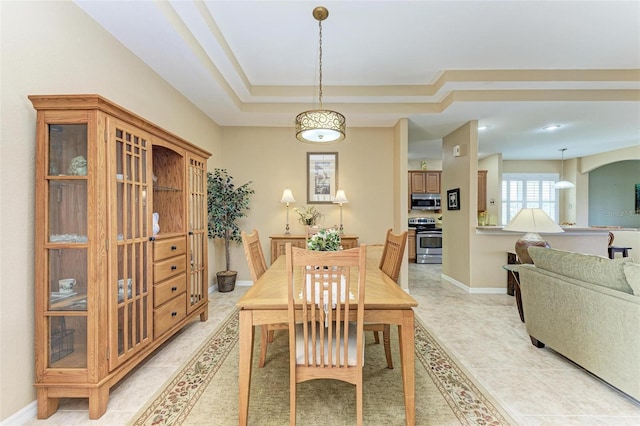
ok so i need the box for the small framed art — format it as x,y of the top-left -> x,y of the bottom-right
307,152 -> 338,204
447,188 -> 460,210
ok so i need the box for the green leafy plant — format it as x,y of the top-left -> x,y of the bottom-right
307,228 -> 342,251
294,205 -> 322,226
207,168 -> 254,272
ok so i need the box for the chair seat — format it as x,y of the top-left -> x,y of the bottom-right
295,322 -> 362,366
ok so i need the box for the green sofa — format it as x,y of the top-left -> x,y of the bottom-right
519,246 -> 640,401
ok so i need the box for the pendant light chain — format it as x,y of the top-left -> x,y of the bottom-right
318,18 -> 323,110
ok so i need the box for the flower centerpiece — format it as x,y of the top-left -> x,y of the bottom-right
307,228 -> 342,251
294,205 -> 322,226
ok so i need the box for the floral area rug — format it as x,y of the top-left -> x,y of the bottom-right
130,308 -> 514,425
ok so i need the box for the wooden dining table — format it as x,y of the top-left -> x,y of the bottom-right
237,245 -> 419,425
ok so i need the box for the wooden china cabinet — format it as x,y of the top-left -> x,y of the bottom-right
30,95 -> 211,419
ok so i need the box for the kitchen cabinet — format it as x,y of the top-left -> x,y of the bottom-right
478,170 -> 488,212
409,170 -> 441,194
31,94 -> 210,419
408,229 -> 416,262
269,234 -> 359,263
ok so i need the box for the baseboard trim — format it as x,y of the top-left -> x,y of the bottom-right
1,400 -> 36,426
441,274 -> 507,294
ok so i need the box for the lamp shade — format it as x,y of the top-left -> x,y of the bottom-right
504,208 -> 563,264
280,189 -> 296,204
333,189 -> 349,204
504,208 -> 564,234
554,180 -> 575,189
296,110 -> 346,143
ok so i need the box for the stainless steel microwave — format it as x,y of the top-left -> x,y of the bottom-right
411,193 -> 441,210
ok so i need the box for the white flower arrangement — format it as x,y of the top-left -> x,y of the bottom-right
307,228 -> 342,251
294,205 -> 322,226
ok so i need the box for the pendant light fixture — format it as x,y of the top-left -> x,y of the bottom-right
295,6 -> 346,144
554,148 -> 575,189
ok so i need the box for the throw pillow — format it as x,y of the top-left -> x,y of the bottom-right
528,246 -> 634,294
623,263 -> 640,296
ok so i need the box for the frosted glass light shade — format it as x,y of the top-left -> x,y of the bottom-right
295,110 -> 346,143
554,180 -> 575,189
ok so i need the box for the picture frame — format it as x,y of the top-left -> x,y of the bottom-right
307,152 -> 338,204
447,188 -> 460,210
635,183 -> 640,214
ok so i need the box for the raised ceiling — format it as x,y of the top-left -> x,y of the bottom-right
74,0 -> 640,161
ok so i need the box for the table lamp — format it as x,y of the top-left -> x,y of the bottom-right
333,189 -> 349,234
280,188 -> 296,234
503,208 -> 563,264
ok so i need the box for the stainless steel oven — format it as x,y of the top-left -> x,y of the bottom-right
409,217 -> 442,264
416,230 -> 442,264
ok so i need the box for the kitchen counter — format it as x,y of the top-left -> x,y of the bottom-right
475,226 -> 637,235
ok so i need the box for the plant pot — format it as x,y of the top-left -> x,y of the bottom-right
217,271 -> 237,292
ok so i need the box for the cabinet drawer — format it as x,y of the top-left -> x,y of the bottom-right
154,237 -> 186,261
154,255 -> 186,283
154,293 -> 186,338
341,238 -> 358,250
154,274 -> 186,308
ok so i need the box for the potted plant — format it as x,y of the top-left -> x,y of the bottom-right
207,168 -> 254,292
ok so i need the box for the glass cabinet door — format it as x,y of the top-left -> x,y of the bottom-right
110,120 -> 152,367
187,155 -> 207,313
45,123 -> 89,368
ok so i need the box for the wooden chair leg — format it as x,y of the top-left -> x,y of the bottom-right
373,330 -> 380,344
267,329 -> 275,343
259,325 -> 268,368
356,382 -> 363,426
383,324 -> 393,369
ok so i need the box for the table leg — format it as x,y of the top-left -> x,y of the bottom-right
510,271 -> 525,323
398,310 -> 416,426
238,310 -> 254,426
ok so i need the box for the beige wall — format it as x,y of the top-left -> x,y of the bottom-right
393,119 -> 410,289
441,121 -> 479,284
0,1 -> 222,421
218,126 -> 396,283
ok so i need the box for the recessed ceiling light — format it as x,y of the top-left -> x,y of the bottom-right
543,124 -> 562,131
478,125 -> 491,131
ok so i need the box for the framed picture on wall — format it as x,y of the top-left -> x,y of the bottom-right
635,183 -> 640,214
447,188 -> 460,210
307,152 -> 338,204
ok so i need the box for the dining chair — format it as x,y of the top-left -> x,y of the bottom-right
364,228 -> 408,369
286,243 -> 367,425
241,229 -> 287,368
304,225 -> 321,240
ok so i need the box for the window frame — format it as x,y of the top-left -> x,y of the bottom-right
501,173 -> 560,225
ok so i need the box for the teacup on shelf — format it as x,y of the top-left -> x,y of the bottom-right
58,278 -> 76,293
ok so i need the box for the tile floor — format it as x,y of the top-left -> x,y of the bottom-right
23,263 -> 640,425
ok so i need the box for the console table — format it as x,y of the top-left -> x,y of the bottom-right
503,263 -> 524,323
506,252 -> 520,296
269,234 -> 359,263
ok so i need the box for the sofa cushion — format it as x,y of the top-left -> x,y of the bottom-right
528,247 -> 633,294
623,263 -> 640,296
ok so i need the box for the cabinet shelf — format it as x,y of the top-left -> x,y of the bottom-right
153,185 -> 182,192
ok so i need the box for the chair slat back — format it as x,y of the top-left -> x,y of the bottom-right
286,244 -> 366,369
378,228 -> 408,283
241,229 -> 268,283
